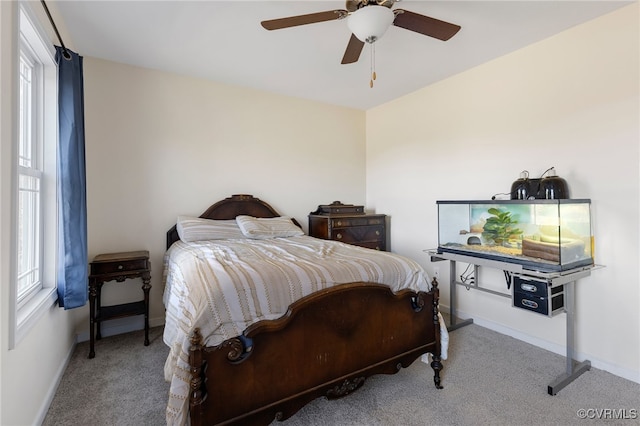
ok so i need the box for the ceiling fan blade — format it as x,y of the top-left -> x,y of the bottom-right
393,9 -> 461,41
261,9 -> 348,30
341,34 -> 365,64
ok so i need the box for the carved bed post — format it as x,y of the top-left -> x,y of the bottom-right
430,277 -> 444,389
189,328 -> 206,426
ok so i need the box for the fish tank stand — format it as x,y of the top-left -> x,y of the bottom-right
429,250 -> 595,395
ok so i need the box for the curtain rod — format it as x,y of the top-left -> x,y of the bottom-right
40,0 -> 71,60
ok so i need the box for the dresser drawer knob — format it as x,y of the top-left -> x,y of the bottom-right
336,233 -> 342,239
375,230 -> 380,236
118,264 -> 124,270
337,221 -> 342,226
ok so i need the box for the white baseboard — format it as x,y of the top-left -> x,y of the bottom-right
34,335 -> 77,426
76,316 -> 165,343
37,316 -> 166,424
440,305 -> 640,385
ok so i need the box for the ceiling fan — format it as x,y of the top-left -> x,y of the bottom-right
261,0 -> 461,65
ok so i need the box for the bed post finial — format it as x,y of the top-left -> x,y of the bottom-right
430,277 -> 444,389
189,328 -> 206,425
431,277 -> 440,305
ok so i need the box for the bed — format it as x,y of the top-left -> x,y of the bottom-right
163,194 -> 447,426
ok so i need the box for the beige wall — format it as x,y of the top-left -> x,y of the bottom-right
81,57 -> 367,332
366,4 -> 639,380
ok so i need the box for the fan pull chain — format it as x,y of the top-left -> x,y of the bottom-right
369,43 -> 377,88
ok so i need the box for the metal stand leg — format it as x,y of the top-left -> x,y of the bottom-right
448,260 -> 474,331
547,281 -> 591,395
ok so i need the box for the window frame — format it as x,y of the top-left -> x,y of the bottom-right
10,2 -> 59,349
17,41 -> 44,308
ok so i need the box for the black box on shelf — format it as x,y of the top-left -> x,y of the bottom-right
311,201 -> 364,216
512,275 -> 565,317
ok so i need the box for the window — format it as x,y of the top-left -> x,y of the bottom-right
11,4 -> 58,348
18,45 -> 43,307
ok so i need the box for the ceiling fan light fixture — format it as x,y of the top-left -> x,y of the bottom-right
347,5 -> 394,44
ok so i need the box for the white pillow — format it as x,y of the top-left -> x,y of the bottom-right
236,215 -> 304,239
176,216 -> 247,242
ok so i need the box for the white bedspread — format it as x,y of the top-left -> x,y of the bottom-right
162,236 -> 448,425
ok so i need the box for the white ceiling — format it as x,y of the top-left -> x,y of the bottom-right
54,0 -> 632,110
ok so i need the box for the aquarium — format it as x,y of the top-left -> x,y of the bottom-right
436,199 -> 593,272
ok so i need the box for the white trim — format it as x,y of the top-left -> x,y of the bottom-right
10,1 -> 58,350
442,304 -> 640,385
18,1 -> 56,62
14,287 -> 58,343
33,335 -> 77,426
39,317 -> 165,423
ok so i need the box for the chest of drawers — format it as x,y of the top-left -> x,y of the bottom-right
309,206 -> 387,251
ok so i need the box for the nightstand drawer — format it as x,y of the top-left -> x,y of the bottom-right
90,251 -> 150,275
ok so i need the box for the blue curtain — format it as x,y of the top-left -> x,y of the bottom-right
56,46 -> 88,309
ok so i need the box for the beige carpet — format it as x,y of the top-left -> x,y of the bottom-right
43,324 -> 640,425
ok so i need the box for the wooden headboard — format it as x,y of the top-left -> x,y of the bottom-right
166,194 -> 293,249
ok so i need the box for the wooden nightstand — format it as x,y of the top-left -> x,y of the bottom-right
88,250 -> 151,358
309,202 -> 387,251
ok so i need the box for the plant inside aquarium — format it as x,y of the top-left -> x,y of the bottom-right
482,207 -> 523,246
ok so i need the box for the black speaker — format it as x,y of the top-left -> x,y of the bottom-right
510,169 -> 569,200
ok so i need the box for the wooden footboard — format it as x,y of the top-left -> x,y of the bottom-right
188,280 -> 443,426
